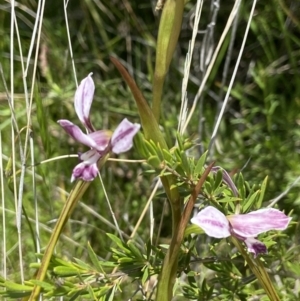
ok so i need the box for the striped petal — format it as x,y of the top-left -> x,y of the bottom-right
74,73 -> 95,132
191,206 -> 231,238
228,208 -> 291,238
244,237 -> 267,258
111,118 -> 141,154
71,149 -> 101,182
58,120 -> 110,151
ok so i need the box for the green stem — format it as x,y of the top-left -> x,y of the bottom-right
26,180 -> 90,301
231,237 -> 280,301
155,163 -> 214,301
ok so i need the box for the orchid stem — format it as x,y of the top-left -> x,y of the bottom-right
231,237 -> 280,301
155,163 -> 214,301
26,180 -> 90,301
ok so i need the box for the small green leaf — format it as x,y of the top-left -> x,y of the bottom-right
184,224 -> 204,237
29,262 -> 41,269
127,240 -> 143,260
87,284 -> 97,300
147,155 -> 162,169
118,257 -> 134,263
29,280 -> 54,290
213,169 -> 223,191
142,267 -> 149,285
108,284 -> 117,301
107,233 -> 131,255
162,148 -> 173,162
257,176 -> 268,208
4,281 -> 34,292
180,150 -> 190,176
144,139 -> 158,156
73,258 -> 93,270
204,181 -> 212,195
243,190 -> 260,212
87,242 -> 104,273
194,151 -> 208,175
133,132 -> 148,158
68,290 -> 83,301
237,173 -> 246,200
53,266 -> 81,277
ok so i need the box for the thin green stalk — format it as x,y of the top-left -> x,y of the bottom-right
155,163 -> 214,301
26,155 -> 109,301
26,180 -> 90,301
231,237 -> 280,301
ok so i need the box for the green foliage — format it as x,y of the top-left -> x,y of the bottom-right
1,0 -> 300,300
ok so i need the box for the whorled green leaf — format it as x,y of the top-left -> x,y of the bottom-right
53,266 -> 83,277
73,258 -> 93,271
257,176 -> 268,208
147,155 -> 162,169
243,190 -> 260,212
237,173 -> 246,200
107,233 -> 131,255
127,240 -> 144,260
180,150 -> 191,176
141,266 -> 149,285
1,281 -> 34,292
184,224 -> 205,237
26,280 -> 54,291
194,151 -> 208,176
213,169 -> 223,191
87,242 -> 104,273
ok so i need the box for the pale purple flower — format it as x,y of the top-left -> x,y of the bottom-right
58,73 -> 140,182
191,206 -> 291,257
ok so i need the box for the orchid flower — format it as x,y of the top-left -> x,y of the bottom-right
58,73 -> 140,182
191,206 -> 291,257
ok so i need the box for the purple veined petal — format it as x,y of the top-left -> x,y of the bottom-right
74,73 -> 95,132
58,119 -> 99,149
191,206 -> 231,238
243,237 -> 267,258
71,149 -> 102,182
88,130 -> 112,152
71,162 -> 99,182
111,118 -> 141,154
228,208 -> 292,238
79,149 -> 102,163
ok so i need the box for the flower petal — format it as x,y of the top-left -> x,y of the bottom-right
59,120 -> 110,151
228,208 -> 291,238
191,206 -> 231,238
58,119 -> 99,149
71,162 -> 99,182
74,73 -> 95,132
71,150 -> 101,182
79,149 -> 101,163
88,130 -> 111,151
243,237 -> 267,258
111,118 -> 141,154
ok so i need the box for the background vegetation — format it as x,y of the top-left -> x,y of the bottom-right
0,0 -> 299,300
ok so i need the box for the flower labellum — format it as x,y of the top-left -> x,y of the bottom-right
58,74 -> 140,182
191,206 -> 291,257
